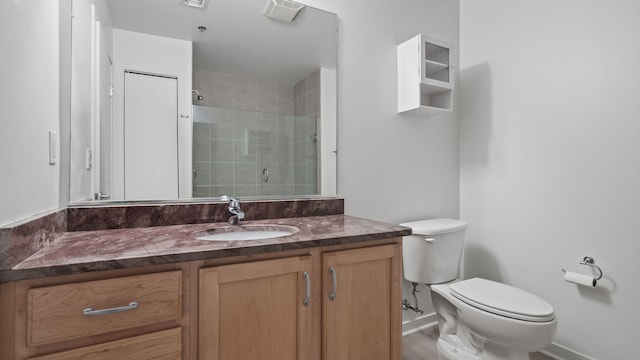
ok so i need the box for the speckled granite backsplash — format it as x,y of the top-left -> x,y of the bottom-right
67,198 -> 344,231
0,209 -> 67,271
0,198 -> 344,272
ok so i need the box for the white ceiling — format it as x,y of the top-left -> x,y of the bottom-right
106,0 -> 337,84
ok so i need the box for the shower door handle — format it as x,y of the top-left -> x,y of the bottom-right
262,168 -> 269,183
94,192 -> 110,200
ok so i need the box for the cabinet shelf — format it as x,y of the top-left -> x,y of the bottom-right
425,59 -> 449,77
408,105 -> 453,117
398,34 -> 454,116
422,79 -> 452,93
425,59 -> 448,70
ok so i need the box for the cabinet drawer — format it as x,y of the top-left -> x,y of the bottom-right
27,270 -> 182,346
28,327 -> 182,360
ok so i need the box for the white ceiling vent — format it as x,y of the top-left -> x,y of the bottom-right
263,0 -> 305,22
183,0 -> 208,10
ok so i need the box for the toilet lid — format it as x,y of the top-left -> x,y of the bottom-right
449,278 -> 555,322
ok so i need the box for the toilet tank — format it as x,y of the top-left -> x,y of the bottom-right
400,218 -> 468,284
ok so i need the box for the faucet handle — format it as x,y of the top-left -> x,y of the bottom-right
227,197 -> 244,220
228,197 -> 244,225
228,197 -> 240,208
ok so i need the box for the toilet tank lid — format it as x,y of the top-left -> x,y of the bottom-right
400,218 -> 468,235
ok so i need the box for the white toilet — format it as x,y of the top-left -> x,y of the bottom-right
401,219 -> 557,360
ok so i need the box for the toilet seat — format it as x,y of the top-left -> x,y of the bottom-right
449,278 -> 555,322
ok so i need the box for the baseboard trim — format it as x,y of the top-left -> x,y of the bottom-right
541,343 -> 596,360
401,312 -> 438,336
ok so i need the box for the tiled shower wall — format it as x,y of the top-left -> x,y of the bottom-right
294,70 -> 320,195
192,70 -> 319,197
193,69 -> 295,115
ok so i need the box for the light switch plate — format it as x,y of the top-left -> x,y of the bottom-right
48,130 -> 57,165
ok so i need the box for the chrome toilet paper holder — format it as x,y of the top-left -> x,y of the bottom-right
562,256 -> 603,281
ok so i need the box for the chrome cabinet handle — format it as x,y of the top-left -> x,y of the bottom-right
329,267 -> 337,301
303,272 -> 311,306
262,168 -> 269,183
83,301 -> 139,316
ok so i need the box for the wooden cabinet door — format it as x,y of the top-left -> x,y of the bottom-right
322,245 -> 402,360
199,256 -> 313,360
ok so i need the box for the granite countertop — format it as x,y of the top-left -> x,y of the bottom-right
1,215 -> 411,282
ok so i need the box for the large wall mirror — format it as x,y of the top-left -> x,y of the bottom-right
69,0 -> 337,204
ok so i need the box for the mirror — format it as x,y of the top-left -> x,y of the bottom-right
69,0 -> 337,204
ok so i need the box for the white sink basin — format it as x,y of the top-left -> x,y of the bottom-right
194,224 -> 299,241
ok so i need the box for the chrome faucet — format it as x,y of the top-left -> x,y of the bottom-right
227,197 -> 245,225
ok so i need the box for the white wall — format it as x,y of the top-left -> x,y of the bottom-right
302,0 -> 460,327
112,29 -> 193,200
320,67 -> 337,196
460,1 -> 640,359
59,0 -> 72,210
0,0 -> 61,226
69,0 -> 113,202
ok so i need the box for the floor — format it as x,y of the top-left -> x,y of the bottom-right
402,327 -> 553,360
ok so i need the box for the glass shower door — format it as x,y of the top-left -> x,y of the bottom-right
257,113 -> 318,196
192,105 -> 318,198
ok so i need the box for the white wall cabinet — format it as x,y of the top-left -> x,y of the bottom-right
398,34 -> 454,116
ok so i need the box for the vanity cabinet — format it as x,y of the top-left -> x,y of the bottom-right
198,243 -> 402,360
398,34 -> 454,116
0,264 -> 190,360
26,271 -> 182,346
199,256 -> 313,360
323,245 -> 402,360
28,328 -> 181,360
0,239 -> 402,360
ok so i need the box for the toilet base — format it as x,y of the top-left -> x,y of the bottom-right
479,342 -> 530,360
437,337 -> 480,360
437,338 -> 530,360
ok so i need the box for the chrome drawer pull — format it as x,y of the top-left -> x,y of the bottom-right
303,272 -> 311,306
329,267 -> 337,301
83,301 -> 139,316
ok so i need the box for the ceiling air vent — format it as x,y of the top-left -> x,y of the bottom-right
183,0 -> 208,10
263,0 -> 305,22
